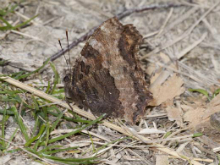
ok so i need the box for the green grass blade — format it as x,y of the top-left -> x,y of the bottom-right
4,148 -> 21,154
12,15 -> 38,30
1,108 -> 9,150
0,4 -> 18,16
2,95 -> 22,103
50,110 -> 64,131
0,59 -> 9,66
25,124 -> 46,147
41,154 -> 97,164
0,26 -> 12,31
94,137 -> 128,155
39,145 -> 62,152
10,71 -> 26,79
163,131 -> 172,139
48,115 -> 105,144
14,58 -> 50,80
41,146 -> 78,155
25,147 -> 97,164
47,110 -> 89,123
11,106 -> 29,141
32,117 -> 39,137
192,133 -> 203,138
45,122 -> 50,146
213,88 -> 220,98
45,81 -> 51,94
49,62 -> 60,94
5,128 -> 18,149
0,9 -> 7,16
33,127 -> 47,150
0,108 -> 15,115
6,4 -> 18,14
0,16 -> 13,28
188,88 -> 211,101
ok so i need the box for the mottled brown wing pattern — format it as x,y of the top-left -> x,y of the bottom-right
64,17 -> 153,123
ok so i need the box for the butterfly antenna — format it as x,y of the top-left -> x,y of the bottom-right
66,30 -> 72,75
58,39 -> 68,66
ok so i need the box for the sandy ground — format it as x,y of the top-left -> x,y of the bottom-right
1,0 -> 220,164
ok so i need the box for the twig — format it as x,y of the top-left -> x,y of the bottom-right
155,7 -> 173,37
11,30 -> 52,47
116,3 -> 185,20
160,6 -> 199,36
15,11 -> 40,26
177,33 -> 207,59
48,3 -> 185,62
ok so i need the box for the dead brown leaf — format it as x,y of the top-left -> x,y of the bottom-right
150,74 -> 185,106
183,92 -> 220,129
166,105 -> 183,127
147,53 -> 185,126
148,53 -> 185,106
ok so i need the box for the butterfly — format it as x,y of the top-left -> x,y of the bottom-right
63,17 -> 152,123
